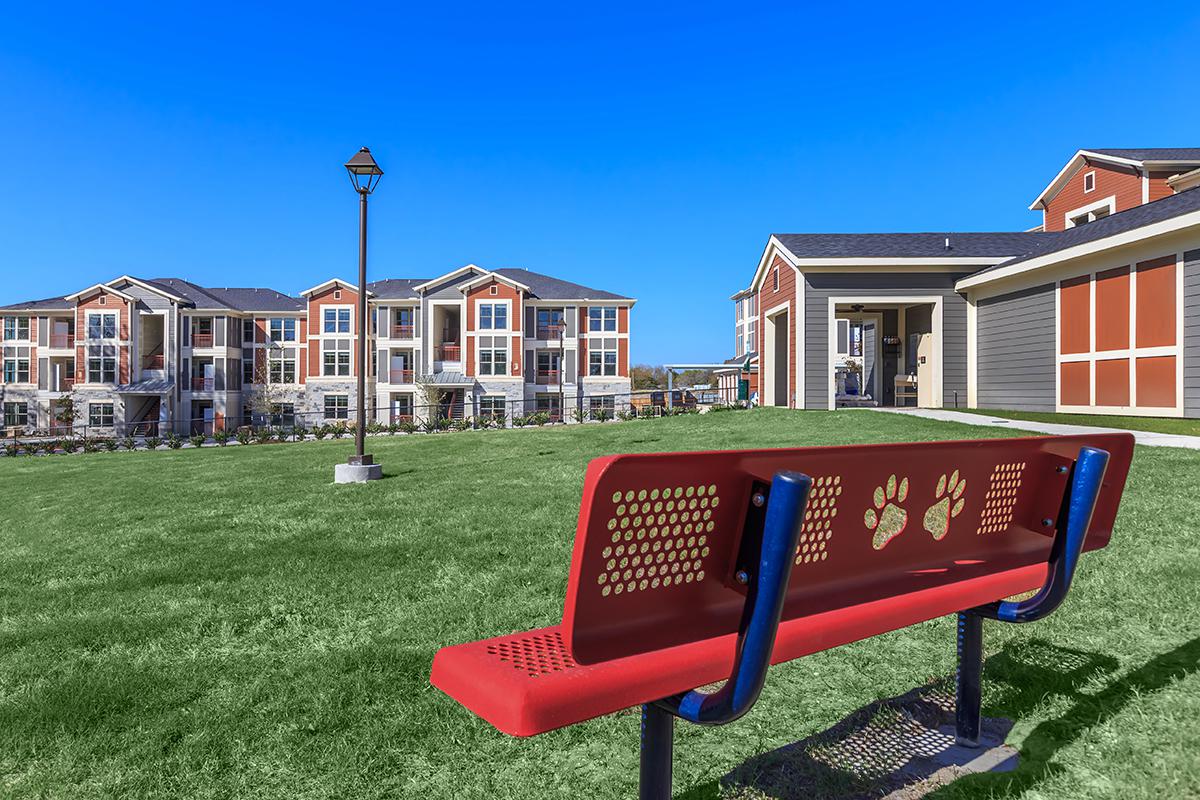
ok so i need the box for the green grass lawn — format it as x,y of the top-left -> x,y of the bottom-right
962,408 -> 1200,438
2,409 -> 1198,799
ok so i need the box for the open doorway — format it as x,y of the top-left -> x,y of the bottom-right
763,307 -> 790,407
829,298 -> 941,409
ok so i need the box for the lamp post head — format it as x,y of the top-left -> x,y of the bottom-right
344,147 -> 383,194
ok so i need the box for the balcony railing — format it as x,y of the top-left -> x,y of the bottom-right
535,369 -> 560,385
536,324 -> 566,340
49,376 -> 75,392
435,343 -> 461,361
390,412 -> 414,424
392,324 -> 415,339
143,354 -> 165,370
49,334 -> 75,349
192,333 -> 214,348
389,368 -> 414,384
191,376 -> 214,391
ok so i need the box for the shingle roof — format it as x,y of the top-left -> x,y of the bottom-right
1086,148 -> 1200,162
0,295 -> 72,311
773,232 -> 1051,259
971,186 -> 1200,276
144,278 -> 303,311
366,278 -> 426,300
494,268 -> 631,300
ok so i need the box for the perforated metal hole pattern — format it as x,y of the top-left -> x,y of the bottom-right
598,484 -> 719,597
796,475 -> 841,565
485,630 -> 578,677
977,461 -> 1026,534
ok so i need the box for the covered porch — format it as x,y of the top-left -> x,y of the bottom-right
828,298 -> 943,410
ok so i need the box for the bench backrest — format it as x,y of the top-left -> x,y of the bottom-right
562,434 -> 1134,664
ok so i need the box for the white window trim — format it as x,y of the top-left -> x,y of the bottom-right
1063,195 -> 1116,229
322,305 -> 354,335
2,316 -> 31,341
85,311 -> 120,341
476,337 -> 510,377
588,306 -> 618,333
1083,170 -> 1096,194
475,299 -> 512,332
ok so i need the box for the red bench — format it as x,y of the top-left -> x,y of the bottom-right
431,434 -> 1134,797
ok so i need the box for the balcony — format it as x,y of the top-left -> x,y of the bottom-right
48,376 -> 75,392
436,343 -> 461,361
536,324 -> 566,340
535,369 -> 560,385
191,376 -> 214,391
144,354 -> 165,370
392,324 -> 415,339
389,368 -> 414,384
192,333 -> 214,348
49,333 -> 75,349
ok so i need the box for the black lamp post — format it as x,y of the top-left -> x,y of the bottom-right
343,147 -> 382,473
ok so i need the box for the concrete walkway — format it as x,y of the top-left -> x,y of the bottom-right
872,406 -> 1200,450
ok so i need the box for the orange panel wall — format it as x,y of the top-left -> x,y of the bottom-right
1136,356 -> 1176,407
1135,256 -> 1176,348
1060,362 -> 1090,406
1059,276 -> 1090,355
1094,267 -> 1129,352
1094,358 -> 1129,406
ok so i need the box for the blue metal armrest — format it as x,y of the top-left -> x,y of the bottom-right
655,470 -> 812,725
973,445 -> 1110,624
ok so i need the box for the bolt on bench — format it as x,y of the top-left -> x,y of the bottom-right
431,434 -> 1134,798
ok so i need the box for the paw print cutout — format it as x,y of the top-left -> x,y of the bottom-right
864,474 -> 909,550
923,470 -> 966,540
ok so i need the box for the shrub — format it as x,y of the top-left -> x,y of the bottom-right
235,429 -> 253,445
313,426 -> 329,440
3,443 -> 18,457
143,436 -> 160,450
213,429 -> 229,446
121,436 -> 136,450
82,438 -> 100,453
512,414 -> 527,428
366,421 -> 385,435
330,424 -> 347,439
189,434 -> 206,448
22,441 -> 40,456
449,417 -> 471,432
103,438 -> 119,452
62,438 -> 80,453
486,412 -> 507,429
617,408 -> 636,421
398,419 -> 418,434
594,408 -> 613,422
421,416 -> 440,434
293,424 -> 309,440
44,439 -> 61,454
164,434 -> 182,449
528,411 -> 551,427
255,428 -> 274,445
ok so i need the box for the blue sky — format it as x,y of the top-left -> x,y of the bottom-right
2,3 -> 1198,363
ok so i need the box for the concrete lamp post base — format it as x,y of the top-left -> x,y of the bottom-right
334,454 -> 383,484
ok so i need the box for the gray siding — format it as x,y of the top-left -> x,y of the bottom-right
802,272 -> 972,409
1185,249 -> 1200,418
976,283 -> 1056,412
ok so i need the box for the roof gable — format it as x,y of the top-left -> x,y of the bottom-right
1030,148 -> 1200,210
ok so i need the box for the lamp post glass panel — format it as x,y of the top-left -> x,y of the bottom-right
345,147 -> 382,467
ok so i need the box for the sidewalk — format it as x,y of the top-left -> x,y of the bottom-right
872,407 -> 1200,450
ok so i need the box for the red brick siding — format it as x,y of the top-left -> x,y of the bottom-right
756,255 -> 797,406
1042,163 -> 1142,232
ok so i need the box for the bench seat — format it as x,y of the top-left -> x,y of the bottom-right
432,561 -> 1046,736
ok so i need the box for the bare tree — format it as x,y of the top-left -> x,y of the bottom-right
414,374 -> 447,424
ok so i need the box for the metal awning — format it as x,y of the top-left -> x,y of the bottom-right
116,379 -> 175,394
419,372 -> 475,388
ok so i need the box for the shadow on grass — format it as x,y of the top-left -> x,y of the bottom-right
680,636 -> 1200,799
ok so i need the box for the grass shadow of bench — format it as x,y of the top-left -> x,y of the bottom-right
679,635 -> 1195,799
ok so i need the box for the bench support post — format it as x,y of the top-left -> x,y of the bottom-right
639,702 -> 674,800
955,611 -> 983,747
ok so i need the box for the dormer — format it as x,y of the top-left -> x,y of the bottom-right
1031,148 -> 1200,232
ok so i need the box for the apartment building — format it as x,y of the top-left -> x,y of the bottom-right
727,147 -> 1200,417
0,265 -> 634,433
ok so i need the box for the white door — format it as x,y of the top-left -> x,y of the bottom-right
390,354 -> 409,383
203,407 -> 215,436
915,333 -> 935,407
203,362 -> 215,391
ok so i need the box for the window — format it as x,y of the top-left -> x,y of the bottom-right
243,318 -> 256,343
270,403 -> 295,427
836,319 -> 850,357
87,345 -> 117,383
735,301 -> 743,322
370,308 -> 377,334
1065,198 -> 1115,228
588,307 -> 617,332
536,351 -> 561,382
588,341 -> 617,377
735,328 -> 744,357
588,395 -> 614,414
536,308 -> 565,338
773,268 -> 779,292
324,308 -> 351,333
269,318 -> 296,342
478,302 -> 508,330
2,317 -> 29,341
535,394 -> 562,418
324,394 -> 349,419
3,402 -> 28,427
242,357 -> 256,385
89,403 -> 114,428
2,347 -> 30,383
1083,171 -> 1095,193
746,320 -> 757,352
269,349 -> 296,383
480,395 -> 506,417
478,336 -> 508,376
323,339 -> 351,376
394,307 -> 415,337
87,313 -> 117,340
